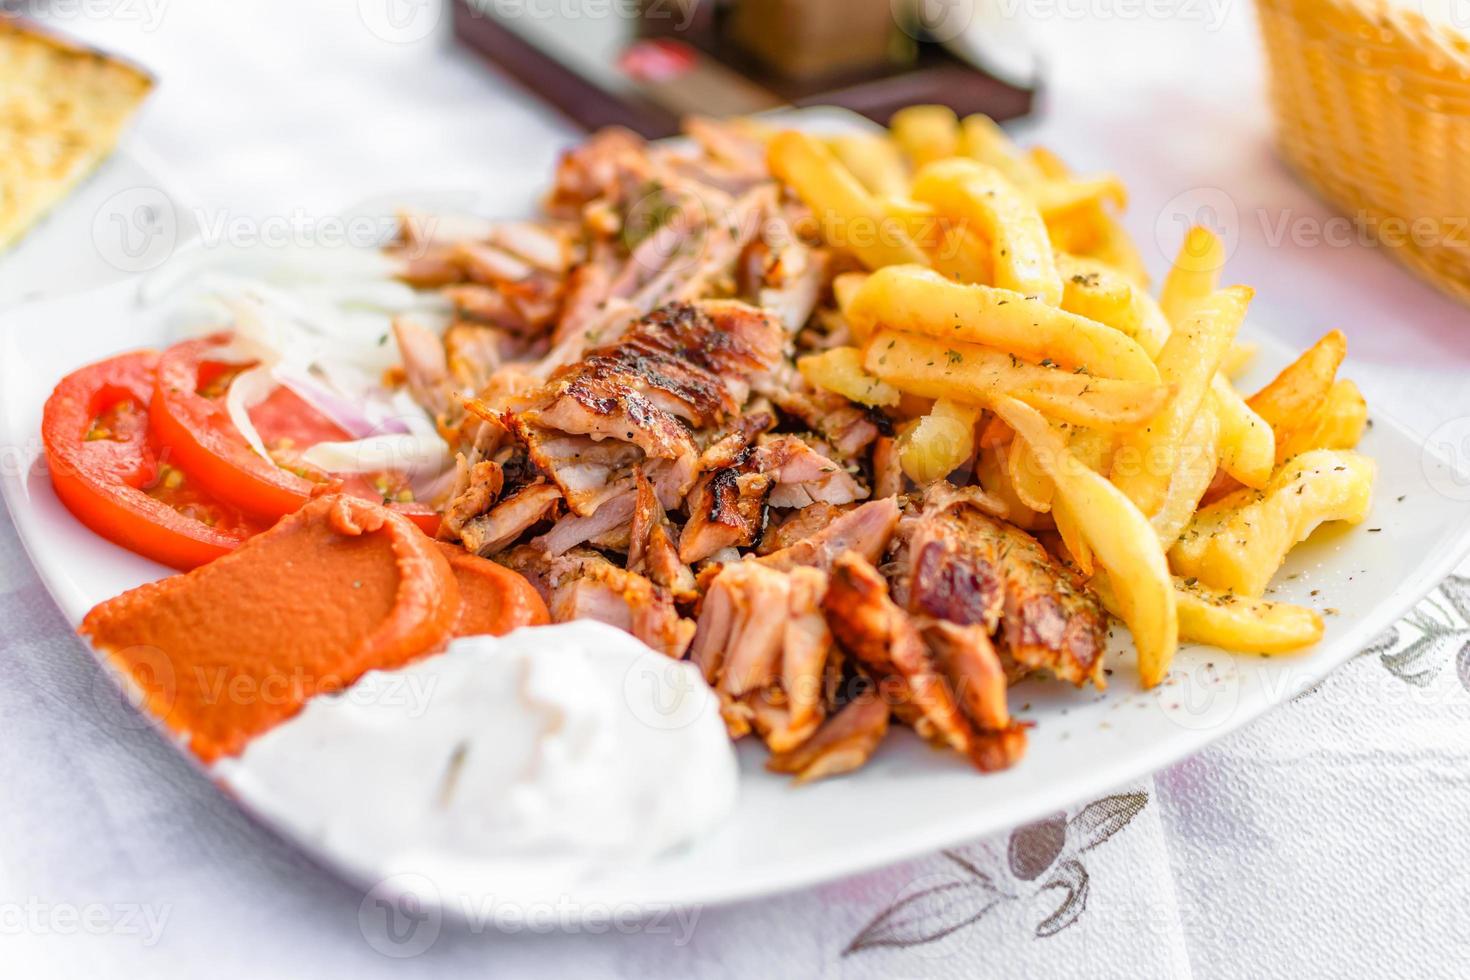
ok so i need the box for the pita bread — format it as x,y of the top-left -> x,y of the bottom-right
0,16 -> 153,250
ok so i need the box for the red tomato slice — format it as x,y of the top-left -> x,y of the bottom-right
152,334 -> 440,534
42,351 -> 262,570
150,334 -> 318,521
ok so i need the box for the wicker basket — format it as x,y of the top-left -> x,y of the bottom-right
1255,0 -> 1470,303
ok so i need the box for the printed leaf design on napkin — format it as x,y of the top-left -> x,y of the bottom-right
1370,576 -> 1470,689
1070,792 -> 1148,853
845,791 -> 1148,956
842,878 -> 1006,954
1034,858 -> 1089,937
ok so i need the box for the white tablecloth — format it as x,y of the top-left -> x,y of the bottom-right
4,3 -> 1469,977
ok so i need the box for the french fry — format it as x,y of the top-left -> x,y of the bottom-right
898,399 -> 980,484
1246,329 -> 1347,441
1094,574 -> 1325,654
850,265 -> 1159,382
1111,286 -> 1252,516
768,131 -> 931,271
891,105 -> 960,167
960,113 -> 1042,185
1169,449 -> 1376,596
864,330 -> 1172,431
989,395 -> 1178,686
798,347 -> 901,408
833,271 -> 870,319
976,441 -> 1045,530
1008,436 -> 1055,512
1276,378 -> 1368,461
1151,407 -> 1221,550
1210,378 -> 1275,489
1160,226 -> 1228,325
883,198 -> 996,284
1029,175 -> 1129,221
881,197 -> 946,253
910,159 -> 1063,305
1218,340 -> 1258,379
1128,288 -> 1173,360
1058,252 -> 1138,336
1175,579 -> 1325,653
1052,497 -> 1093,574
829,133 -> 909,196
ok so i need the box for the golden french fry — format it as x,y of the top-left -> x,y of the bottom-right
1160,226 -> 1227,325
989,395 -> 1178,686
1008,436 -> 1055,512
1111,286 -> 1253,515
1170,449 -> 1376,596
1128,288 -> 1173,359
864,330 -> 1171,431
1052,497 -> 1093,574
833,271 -> 869,319
1277,378 -> 1369,460
829,132 -> 909,196
976,442 -> 1045,530
884,198 -> 996,284
1246,329 -> 1347,439
1094,574 -> 1325,654
1058,252 -> 1138,336
898,398 -> 980,484
960,114 -> 1041,185
798,347 -> 901,408
1218,340 -> 1258,379
850,265 -> 1159,382
1175,579 -> 1324,653
910,159 -> 1063,305
1210,377 -> 1274,489
768,131 -> 931,271
1151,407 -> 1221,550
891,105 -> 961,167
1029,175 -> 1128,220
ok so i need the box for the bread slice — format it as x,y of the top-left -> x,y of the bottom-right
0,16 -> 154,250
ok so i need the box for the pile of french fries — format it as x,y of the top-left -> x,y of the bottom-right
773,106 -> 1376,687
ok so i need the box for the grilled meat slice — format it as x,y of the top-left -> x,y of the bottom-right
760,366 -> 881,459
758,501 -> 855,556
691,563 -> 833,746
508,426 -> 644,517
758,497 -> 901,573
823,553 -> 973,754
823,553 -> 1026,773
507,300 -> 785,515
872,435 -> 903,500
461,481 -> 561,556
506,546 -> 693,659
766,692 -> 890,784
533,489 -> 636,557
679,466 -> 773,563
628,470 -> 696,598
920,619 -> 1011,733
906,486 -> 1107,687
439,457 -> 504,541
759,435 -> 866,509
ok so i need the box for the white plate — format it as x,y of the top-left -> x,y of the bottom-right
3,109 -> 1470,918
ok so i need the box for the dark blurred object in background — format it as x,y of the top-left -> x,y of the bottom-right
453,0 -> 1035,137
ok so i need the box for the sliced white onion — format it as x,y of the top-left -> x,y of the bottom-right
223,364 -> 278,462
300,433 -> 451,483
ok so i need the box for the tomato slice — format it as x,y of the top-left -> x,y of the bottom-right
151,334 -> 440,534
42,351 -> 262,570
150,334 -> 318,521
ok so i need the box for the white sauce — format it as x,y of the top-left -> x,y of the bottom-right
215,622 -> 738,895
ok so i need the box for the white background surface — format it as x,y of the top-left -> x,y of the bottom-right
3,2 -> 1469,977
